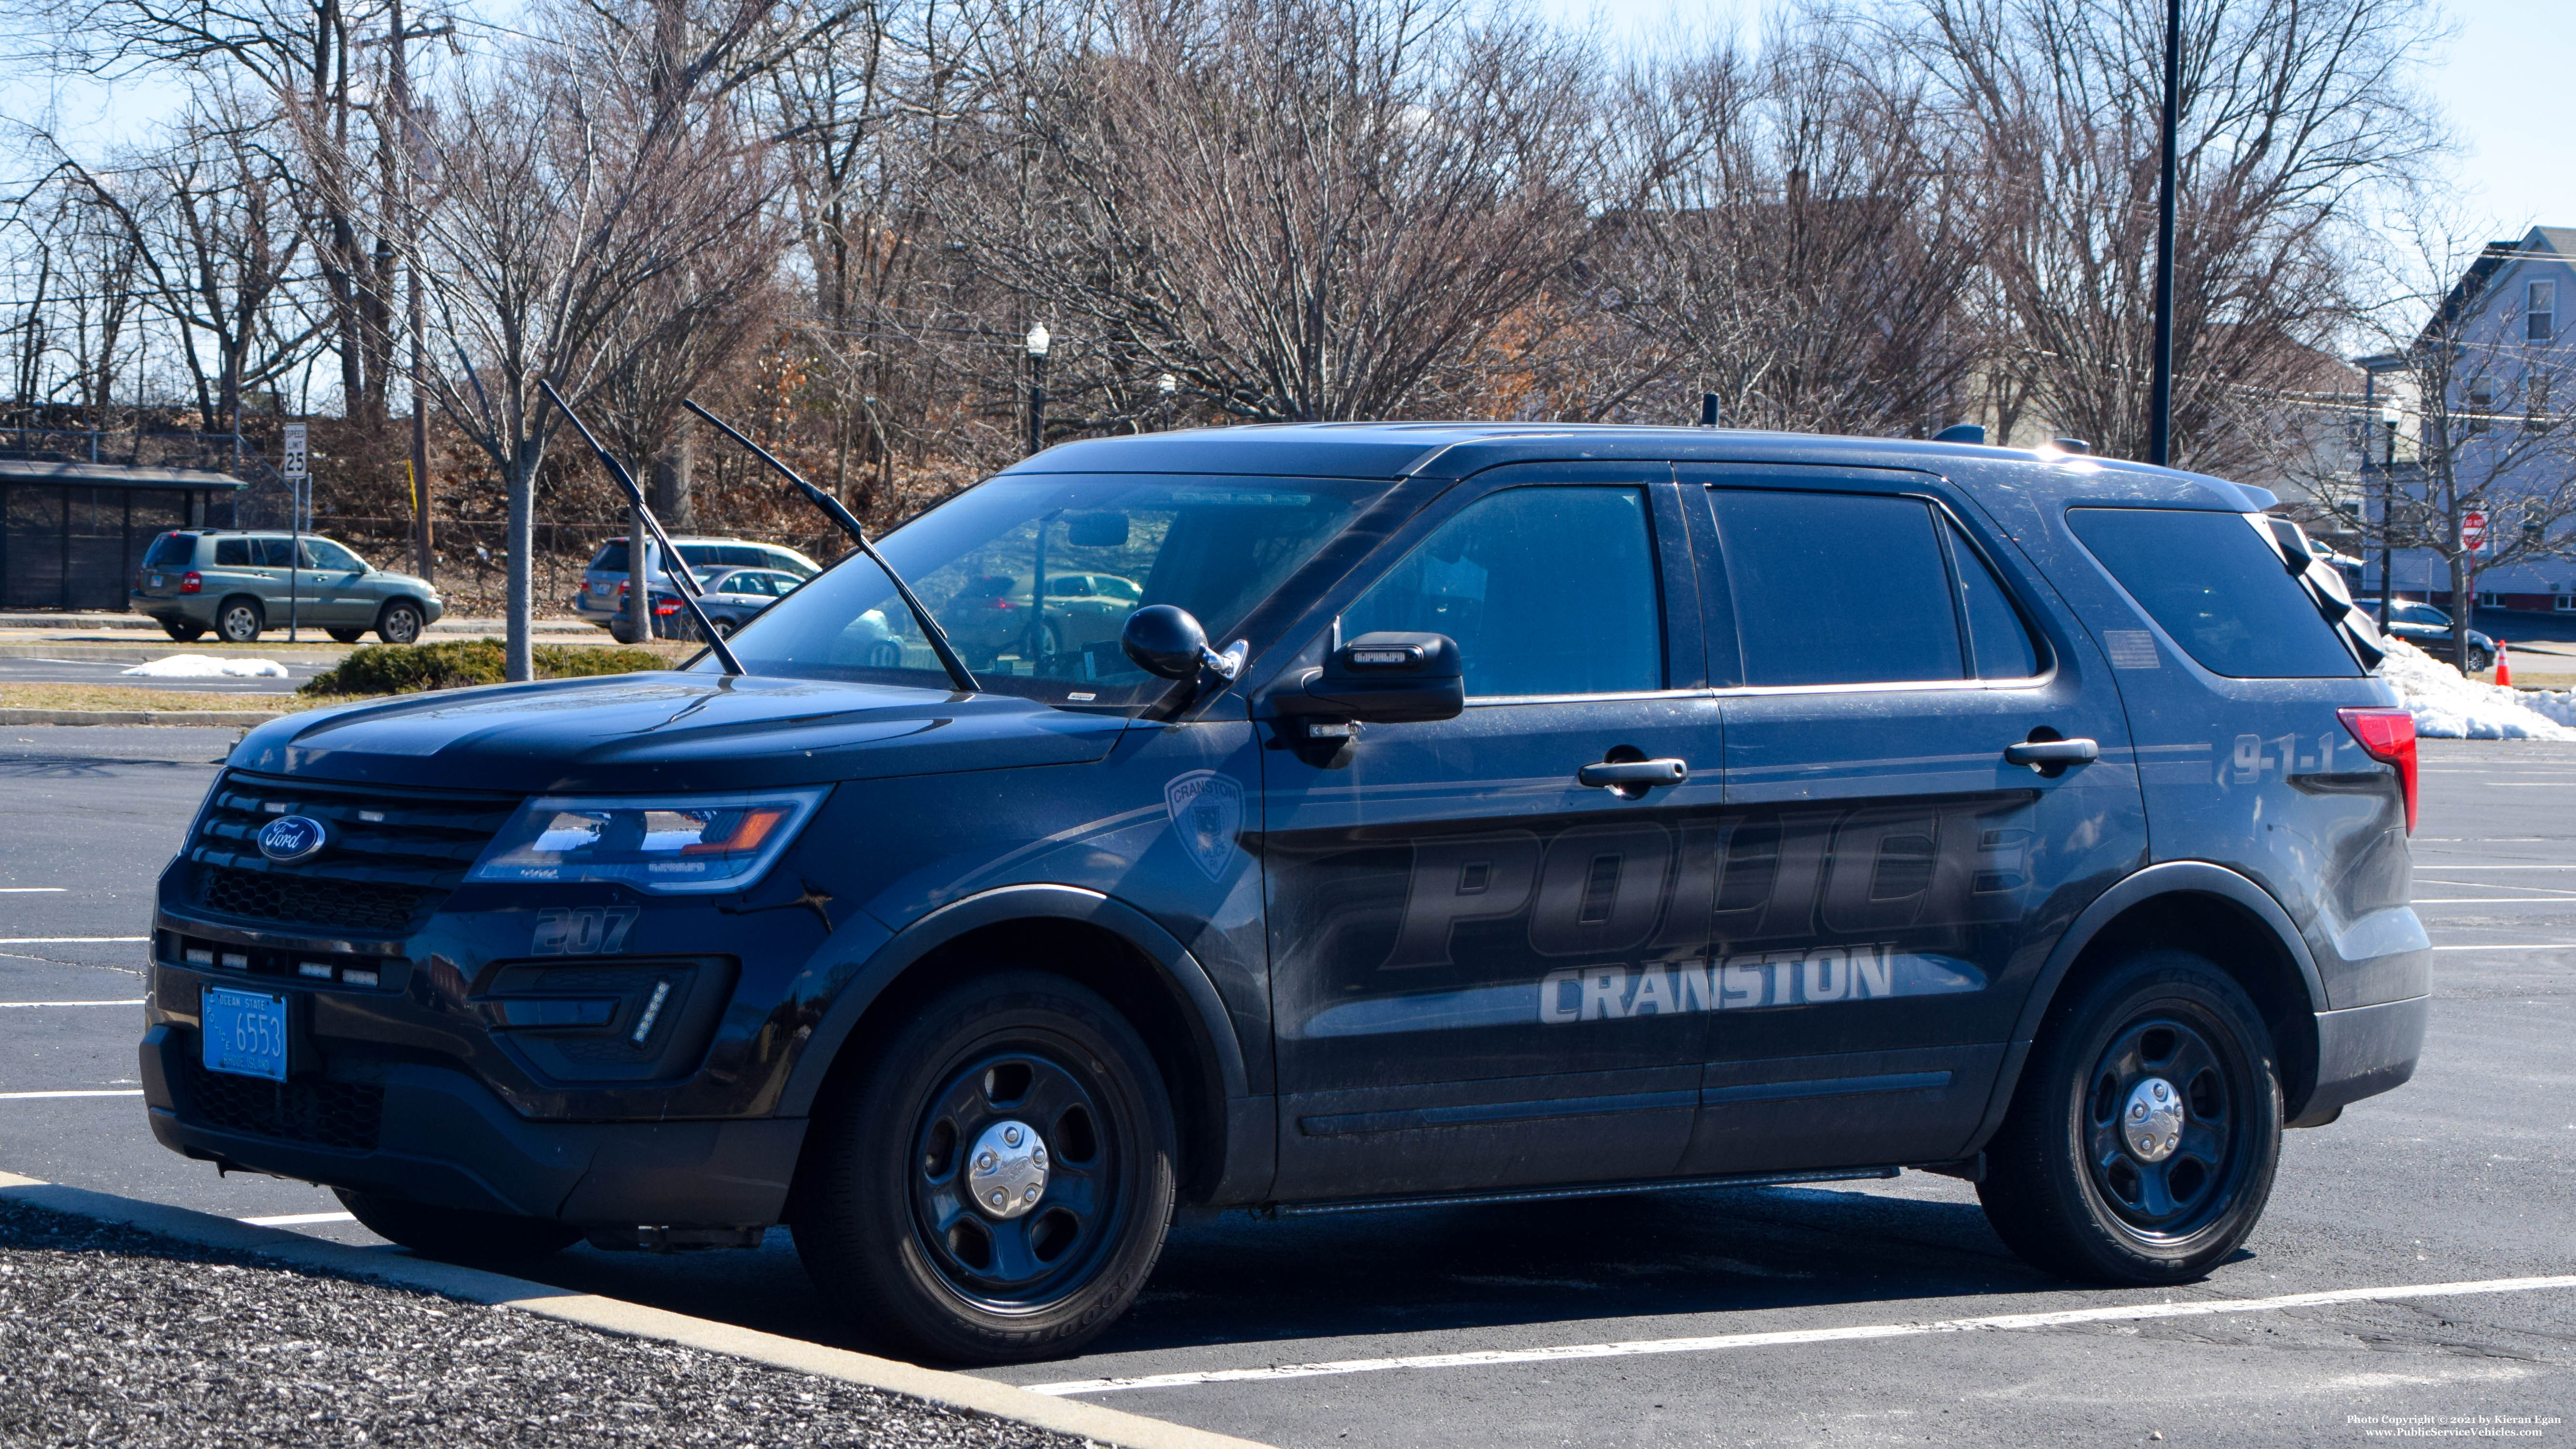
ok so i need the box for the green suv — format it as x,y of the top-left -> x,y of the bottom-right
130,531 -> 445,645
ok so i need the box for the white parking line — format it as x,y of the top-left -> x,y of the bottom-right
0,1000 -> 145,1008
0,1089 -> 145,1100
2411,898 -> 2576,905
1027,1275 -> 2576,1396
0,937 -> 149,945
2430,944 -> 2576,950
0,888 -> 66,894
2409,862 -> 2576,869
239,1212 -> 359,1227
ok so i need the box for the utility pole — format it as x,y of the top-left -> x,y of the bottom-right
2147,0 -> 2182,467
389,0 -> 439,586
1026,325 -> 1050,457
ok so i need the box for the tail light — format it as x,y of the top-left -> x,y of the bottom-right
180,571 -> 203,594
986,597 -> 1017,610
2338,707 -> 2417,833
654,599 -> 681,616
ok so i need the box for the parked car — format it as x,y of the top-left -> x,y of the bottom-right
2357,598 -> 2494,672
945,570 -> 1147,671
623,567 -> 807,640
147,425 -> 2423,1369
572,537 -> 821,630
130,530 -> 444,644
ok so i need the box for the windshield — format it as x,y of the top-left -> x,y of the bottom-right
712,473 -> 1389,708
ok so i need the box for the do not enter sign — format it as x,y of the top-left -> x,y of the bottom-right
2462,509 -> 2489,552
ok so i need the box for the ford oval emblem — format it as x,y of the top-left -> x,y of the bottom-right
256,814 -> 329,864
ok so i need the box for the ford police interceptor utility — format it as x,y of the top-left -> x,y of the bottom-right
144,424 -> 2425,1365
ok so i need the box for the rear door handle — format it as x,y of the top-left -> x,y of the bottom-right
2005,738 -> 2100,768
1578,758 -> 1689,789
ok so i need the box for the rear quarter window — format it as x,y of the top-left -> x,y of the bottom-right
142,533 -> 196,567
2067,508 -> 2359,678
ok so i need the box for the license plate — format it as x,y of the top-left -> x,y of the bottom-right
202,986 -> 288,1082
591,581 -> 611,596
149,574 -> 164,589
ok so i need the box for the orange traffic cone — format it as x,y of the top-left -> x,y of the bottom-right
2495,639 -> 2511,687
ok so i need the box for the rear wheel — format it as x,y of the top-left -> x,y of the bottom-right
791,971 -> 1177,1364
1978,951 -> 2281,1283
376,600 -> 424,644
216,597 -> 263,644
326,627 -> 367,644
334,1188 -> 582,1263
159,617 -> 207,642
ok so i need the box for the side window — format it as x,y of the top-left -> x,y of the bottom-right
1710,490 -> 1962,687
214,538 -> 249,566
253,538 -> 297,568
2067,508 -> 2360,678
1342,486 -> 1662,698
302,540 -> 364,571
1947,524 -> 2044,679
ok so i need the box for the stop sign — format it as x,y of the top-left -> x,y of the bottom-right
2462,509 -> 2489,552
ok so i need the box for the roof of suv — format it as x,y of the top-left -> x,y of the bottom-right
997,422 -> 2278,514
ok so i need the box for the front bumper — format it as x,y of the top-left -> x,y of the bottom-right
142,1022 -> 803,1225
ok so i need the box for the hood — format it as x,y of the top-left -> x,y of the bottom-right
373,570 -> 438,596
229,672 -> 1131,792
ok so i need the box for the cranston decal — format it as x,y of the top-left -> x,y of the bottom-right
1164,770 -> 1245,882
1538,947 -> 1985,1023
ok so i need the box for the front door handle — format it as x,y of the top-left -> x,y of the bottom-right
2005,738 -> 2100,769
1578,758 -> 1689,789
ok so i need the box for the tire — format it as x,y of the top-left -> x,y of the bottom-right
376,600 -> 424,645
159,617 -> 207,642
326,627 -> 367,644
334,1188 -> 582,1264
216,597 -> 263,644
2468,648 -> 2493,674
791,971 -> 1178,1365
1978,951 -> 2282,1284
710,617 -> 737,639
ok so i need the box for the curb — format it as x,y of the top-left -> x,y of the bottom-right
0,1172 -> 1269,1449
0,708 -> 283,726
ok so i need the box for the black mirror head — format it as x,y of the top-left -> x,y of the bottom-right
1122,604 -> 1208,680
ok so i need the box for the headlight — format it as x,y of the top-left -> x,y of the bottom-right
468,787 -> 827,894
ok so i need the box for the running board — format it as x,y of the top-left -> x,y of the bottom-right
1271,1165 -> 1901,1217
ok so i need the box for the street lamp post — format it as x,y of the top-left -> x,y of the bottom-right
1025,325 -> 1051,458
2147,0 -> 2182,466
1157,372 -> 1177,431
2379,406 -> 2400,618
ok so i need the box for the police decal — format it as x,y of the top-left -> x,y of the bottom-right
1165,770 -> 1244,882
1538,945 -> 1985,1023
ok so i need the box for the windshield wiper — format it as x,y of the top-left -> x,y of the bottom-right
539,379 -> 745,676
682,399 -> 980,695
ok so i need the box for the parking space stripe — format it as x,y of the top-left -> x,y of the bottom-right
239,1211 -> 359,1227
2430,944 -> 2576,950
2410,898 -> 2576,905
0,887 -> 66,893
0,1089 -> 145,1100
1026,1275 -> 2576,1396
0,1000 -> 145,1008
0,936 -> 149,945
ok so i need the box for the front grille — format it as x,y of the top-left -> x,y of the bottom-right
183,772 -> 519,934
174,1055 -> 384,1152
197,867 -> 429,934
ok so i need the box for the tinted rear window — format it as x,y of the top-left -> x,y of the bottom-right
1710,490 -> 1963,687
2068,508 -> 2359,678
143,533 -> 196,567
592,541 -> 632,573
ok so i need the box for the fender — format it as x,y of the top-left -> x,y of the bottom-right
1960,860 -> 2328,1154
775,882 -> 1253,1117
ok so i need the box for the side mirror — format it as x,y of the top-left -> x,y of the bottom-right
1274,631 -> 1464,724
1122,604 -> 1209,680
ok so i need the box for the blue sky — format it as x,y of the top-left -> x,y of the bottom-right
8,0 -> 2569,240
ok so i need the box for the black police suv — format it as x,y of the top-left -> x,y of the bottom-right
145,425 -> 2425,1364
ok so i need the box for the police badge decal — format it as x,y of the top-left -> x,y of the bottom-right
1164,770 -> 1244,882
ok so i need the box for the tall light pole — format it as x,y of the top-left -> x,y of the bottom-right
1157,372 -> 1177,431
2380,405 -> 2401,618
1025,325 -> 1051,457
2147,0 -> 2182,466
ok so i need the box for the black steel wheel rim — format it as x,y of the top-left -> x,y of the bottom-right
907,1041 -> 1125,1312
2079,1008 -> 2252,1240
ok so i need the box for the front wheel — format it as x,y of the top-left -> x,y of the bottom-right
160,617 -> 207,642
2468,647 -> 2493,674
1978,951 -> 2281,1284
335,1188 -> 582,1263
791,971 -> 1177,1364
376,600 -> 424,644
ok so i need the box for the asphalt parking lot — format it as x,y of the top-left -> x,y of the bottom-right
1,725 -> 2569,1446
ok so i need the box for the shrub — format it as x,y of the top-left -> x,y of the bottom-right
300,641 -> 674,698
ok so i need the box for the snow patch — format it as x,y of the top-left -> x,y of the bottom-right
122,654 -> 292,679
2374,638 -> 2576,740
